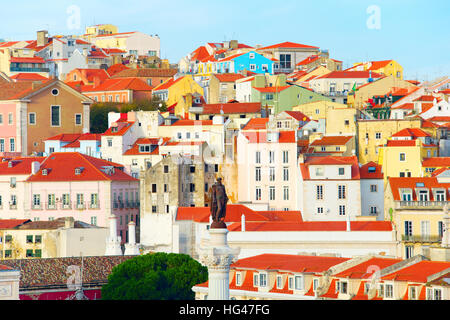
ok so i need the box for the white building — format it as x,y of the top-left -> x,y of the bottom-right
298,155 -> 362,221
360,162 -> 385,220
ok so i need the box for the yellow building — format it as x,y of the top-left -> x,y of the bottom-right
294,65 -> 331,87
0,41 -> 49,78
348,76 -> 417,109
292,100 -> 358,135
356,118 -> 423,164
0,217 -> 108,259
350,60 -> 404,80
83,24 -> 119,42
377,127 -> 439,183
384,172 -> 449,259
152,75 -> 204,118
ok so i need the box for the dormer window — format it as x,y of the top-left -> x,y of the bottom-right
42,169 -> 48,176
236,272 -> 242,286
416,189 -> 429,202
368,166 -> 376,173
75,168 -> 81,175
400,188 -> 412,201
433,189 -> 446,201
111,127 -> 118,133
276,275 -> 283,289
139,145 -> 151,153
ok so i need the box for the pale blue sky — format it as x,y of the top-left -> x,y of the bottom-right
1,0 -> 449,81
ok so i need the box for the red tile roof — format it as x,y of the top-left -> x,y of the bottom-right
112,68 -> 178,78
391,102 -> 414,110
10,56 -> 45,64
413,95 -> 438,102
201,102 -> 261,114
300,156 -> 360,180
45,133 -> 82,142
381,261 -> 450,283
230,254 -> 349,273
214,73 -> 245,82
241,131 -> 296,144
0,219 -> 31,229
321,278 -> 339,299
296,55 -> 320,66
283,111 -> 310,122
26,152 -> 137,182
81,77 -> 152,92
391,128 -> 430,138
107,64 -> 129,76
0,157 -> 46,175
427,116 -> 450,122
102,121 -> 135,136
386,140 -> 417,147
317,71 -> 383,79
167,119 -> 213,126
422,157 -> 450,167
334,257 -> 402,279
388,177 -> 450,201
242,118 -> 269,130
253,85 -> 291,93
360,162 -> 384,179
10,73 -> 48,81
310,136 -> 353,146
152,76 -> 184,91
228,221 -> 393,232
257,41 -> 319,50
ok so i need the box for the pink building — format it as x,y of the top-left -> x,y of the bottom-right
3,152 -> 140,244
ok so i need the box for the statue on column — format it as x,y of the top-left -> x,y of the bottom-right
209,177 -> 228,229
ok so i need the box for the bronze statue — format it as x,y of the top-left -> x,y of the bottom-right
209,177 -> 228,228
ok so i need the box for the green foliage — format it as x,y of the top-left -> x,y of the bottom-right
89,97 -> 167,133
101,252 -> 208,300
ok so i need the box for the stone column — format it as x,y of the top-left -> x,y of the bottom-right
198,228 -> 240,300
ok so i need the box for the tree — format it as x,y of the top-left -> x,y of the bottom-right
101,252 -> 208,300
89,97 -> 167,133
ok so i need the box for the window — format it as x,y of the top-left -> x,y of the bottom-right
75,114 -> 82,125
315,167 -> 324,176
62,194 -> 70,207
316,185 -> 323,200
0,114 -> 3,124
26,235 -> 33,243
375,132 -> 381,139
9,138 -> 15,152
317,207 -> 324,214
0,139 -> 4,152
409,286 -> 417,300
370,206 -> 378,215
269,186 -> 275,201
282,151 -> 289,164
249,64 -> 256,71
404,221 -> 413,236
8,113 -> 13,125
338,185 -> 346,199
259,273 -> 267,287
339,205 -> 346,216
236,273 -> 242,286
76,194 -> 84,207
313,279 -> 319,291
189,183 -> 195,192
269,151 -> 275,163
434,288 -> 442,300
91,216 -> 97,226
276,275 -> 283,289
249,52 -> 255,59
255,151 -> 261,164
34,249 -> 42,258
48,194 -> 55,208
338,168 -> 345,175
152,184 -> 157,193
253,273 -> 259,287
269,167 -> 275,181
29,113 -> 36,125
255,167 -> 261,181
152,205 -> 157,213
26,249 -> 34,257
33,194 -> 41,207
294,275 -> 304,290
91,193 -> 98,208
339,281 -> 348,294
255,187 -> 262,201
399,153 -> 406,161
283,167 -> 289,181
280,54 -> 291,69
405,245 -> 413,259
370,184 -> 378,192
164,165 -> 169,173
51,106 -> 60,126
283,186 -> 289,201
385,284 -> 393,298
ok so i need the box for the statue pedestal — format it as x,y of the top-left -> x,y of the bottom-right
198,227 -> 240,300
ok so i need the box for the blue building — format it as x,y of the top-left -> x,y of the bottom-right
216,51 -> 277,75
44,133 -> 102,158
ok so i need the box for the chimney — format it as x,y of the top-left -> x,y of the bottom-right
109,215 -> 118,239
65,217 -> 75,229
37,30 -> 48,47
229,40 -> 238,50
346,214 -> 351,232
31,161 -> 40,174
128,221 -> 136,245
241,214 -> 246,232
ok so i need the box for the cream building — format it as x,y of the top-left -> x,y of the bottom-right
0,265 -> 20,300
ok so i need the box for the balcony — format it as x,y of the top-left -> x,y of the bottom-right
10,67 -> 50,73
32,203 -> 42,210
75,203 -> 86,210
61,202 -> 72,210
89,203 -> 100,209
46,203 -> 57,210
395,201 -> 447,210
402,235 -> 442,243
